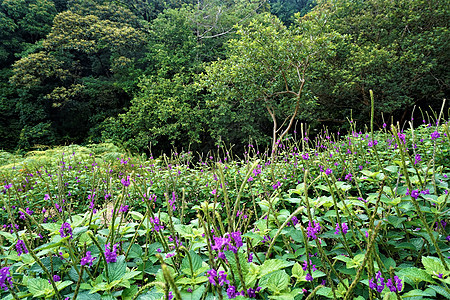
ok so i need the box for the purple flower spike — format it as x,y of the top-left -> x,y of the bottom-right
80,251 -> 96,267
104,243 -> 118,263
431,131 -> 440,140
59,223 -> 73,239
0,267 -> 13,291
306,220 -> 321,239
15,240 -> 28,256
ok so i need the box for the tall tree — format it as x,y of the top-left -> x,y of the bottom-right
9,0 -> 147,148
202,13 -> 340,153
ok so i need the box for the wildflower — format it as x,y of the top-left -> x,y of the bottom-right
306,221 -> 321,239
104,243 -> 118,263
368,140 -> 378,147
0,267 -> 13,291
59,223 -> 73,239
291,216 -> 299,226
207,269 -> 229,286
369,271 -> 385,293
230,231 -> 243,251
167,291 -> 173,300
386,276 -> 402,292
168,192 -> 177,211
398,133 -> 406,144
52,275 -> 61,282
414,154 -> 422,164
272,181 -> 281,190
227,285 -> 238,299
302,260 -> 317,271
150,217 -> 164,232
345,173 -> 352,181
410,189 -> 420,199
335,223 -> 348,235
431,131 -> 440,140
302,153 -> 309,160
247,287 -> 261,298
120,176 -> 130,187
80,251 -> 96,267
325,168 -> 332,176
15,240 -> 28,256
305,273 -> 313,281
119,205 -> 129,213
248,253 -> 253,263
247,176 -> 254,182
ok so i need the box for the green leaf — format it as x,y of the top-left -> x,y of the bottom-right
122,285 -> 139,300
259,259 -> 290,278
422,256 -> 449,274
179,285 -> 206,300
225,251 -> 249,276
27,277 -> 52,297
181,250 -> 203,276
429,285 -> 450,299
107,255 -> 127,282
291,262 -> 305,280
127,244 -> 143,259
316,286 -> 334,298
260,270 -> 289,294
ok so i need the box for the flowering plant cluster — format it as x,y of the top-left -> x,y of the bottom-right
0,121 -> 449,299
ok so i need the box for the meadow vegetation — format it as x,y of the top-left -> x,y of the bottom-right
1,109 -> 449,299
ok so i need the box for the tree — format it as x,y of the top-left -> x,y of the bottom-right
307,0 -> 450,126
9,0 -> 147,147
202,13 -> 340,153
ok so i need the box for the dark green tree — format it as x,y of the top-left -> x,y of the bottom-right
9,0 -> 147,148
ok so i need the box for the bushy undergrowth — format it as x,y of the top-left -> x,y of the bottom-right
0,118 -> 449,300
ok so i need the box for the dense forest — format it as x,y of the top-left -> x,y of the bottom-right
1,0 -> 448,154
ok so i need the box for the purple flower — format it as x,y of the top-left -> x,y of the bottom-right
291,216 -> 299,226
272,181 -> 281,190
80,251 -> 96,267
121,176 -> 130,187
247,287 -> 261,298
414,154 -> 422,164
305,273 -> 313,281
230,231 -> 243,250
207,269 -> 229,286
386,276 -> 402,292
431,131 -> 441,140
306,220 -> 321,239
52,275 -> 61,282
104,243 -> 118,263
369,271 -> 385,293
59,223 -> 73,239
15,240 -> 28,256
335,223 -> 348,235
150,217 -> 164,232
248,253 -> 253,263
345,173 -> 352,181
325,168 -> 332,176
227,285 -> 238,299
410,189 -> 420,199
0,267 -> 13,291
302,153 -> 309,160
119,205 -> 129,213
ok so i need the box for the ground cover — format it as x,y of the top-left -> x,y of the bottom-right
0,116 -> 449,299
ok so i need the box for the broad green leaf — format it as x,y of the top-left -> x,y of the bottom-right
107,255 -> 127,282
422,256 -> 449,275
259,259 -> 290,278
260,270 -> 289,294
429,285 -> 450,299
27,277 -> 52,297
181,250 -> 203,276
179,285 -> 206,300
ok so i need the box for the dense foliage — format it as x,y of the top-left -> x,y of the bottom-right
0,0 -> 448,153
1,114 -> 449,299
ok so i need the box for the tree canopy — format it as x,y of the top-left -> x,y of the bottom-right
0,0 -> 448,153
